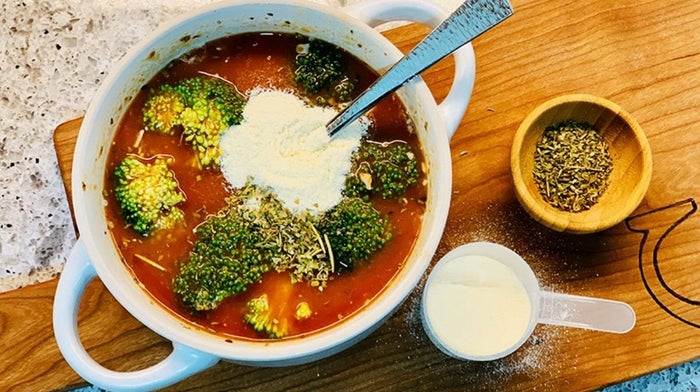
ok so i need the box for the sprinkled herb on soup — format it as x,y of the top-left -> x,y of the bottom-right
104,32 -> 427,340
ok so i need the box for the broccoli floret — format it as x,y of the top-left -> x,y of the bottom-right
172,184 -> 334,311
142,85 -> 186,133
142,76 -> 245,168
294,40 -> 355,102
172,206 -> 271,312
244,294 -> 312,339
344,141 -> 420,200
343,173 -> 373,201
294,40 -> 343,93
244,294 -> 288,339
317,197 -> 391,271
113,156 -> 186,237
333,76 -> 356,102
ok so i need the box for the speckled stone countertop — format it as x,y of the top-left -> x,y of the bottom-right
0,0 -> 697,390
1,0 -> 236,292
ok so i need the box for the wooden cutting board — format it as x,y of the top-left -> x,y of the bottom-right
3,1 -> 700,390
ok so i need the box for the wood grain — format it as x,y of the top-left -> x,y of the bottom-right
3,0 -> 700,390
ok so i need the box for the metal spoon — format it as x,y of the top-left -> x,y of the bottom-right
326,0 -> 513,137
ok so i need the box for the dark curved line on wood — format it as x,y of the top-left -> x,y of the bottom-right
625,198 -> 700,329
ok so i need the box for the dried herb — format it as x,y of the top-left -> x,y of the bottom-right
533,120 -> 613,212
226,183 -> 333,289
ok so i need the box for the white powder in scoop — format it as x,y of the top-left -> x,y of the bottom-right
424,254 -> 532,358
219,90 -> 369,215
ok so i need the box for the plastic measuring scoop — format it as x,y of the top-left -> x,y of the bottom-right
420,242 -> 636,361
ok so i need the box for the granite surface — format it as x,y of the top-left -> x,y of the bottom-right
1,0 -> 236,292
0,0 -> 697,390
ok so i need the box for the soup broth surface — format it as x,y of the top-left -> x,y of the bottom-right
105,32 -> 427,339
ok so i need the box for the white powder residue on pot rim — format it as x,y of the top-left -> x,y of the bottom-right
423,254 -> 533,359
219,89 -> 369,215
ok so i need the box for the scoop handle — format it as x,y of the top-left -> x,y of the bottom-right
538,291 -> 636,334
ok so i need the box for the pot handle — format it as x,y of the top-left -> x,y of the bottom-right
344,0 -> 476,140
53,238 -> 219,392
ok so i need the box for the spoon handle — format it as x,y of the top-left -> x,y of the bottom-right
326,0 -> 513,137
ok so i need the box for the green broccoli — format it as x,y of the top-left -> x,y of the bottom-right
333,76 -> 356,102
244,294 -> 312,339
317,197 -> 391,271
142,76 -> 246,168
172,184 -> 333,311
294,40 -> 356,102
244,294 -> 288,339
344,140 -> 421,200
113,156 -> 186,237
142,85 -> 186,134
172,205 -> 272,312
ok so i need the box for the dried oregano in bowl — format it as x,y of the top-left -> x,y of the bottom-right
510,94 -> 652,234
533,120 -> 613,213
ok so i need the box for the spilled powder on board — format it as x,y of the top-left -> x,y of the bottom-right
397,200 -> 576,387
219,89 -> 369,215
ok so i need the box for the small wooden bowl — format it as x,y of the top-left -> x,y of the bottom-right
511,94 -> 652,234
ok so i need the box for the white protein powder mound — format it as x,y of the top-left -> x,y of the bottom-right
219,90 -> 369,215
424,254 -> 532,358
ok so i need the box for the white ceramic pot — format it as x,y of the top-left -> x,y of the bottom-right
52,0 -> 475,390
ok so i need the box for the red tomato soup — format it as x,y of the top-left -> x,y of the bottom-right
104,32 -> 427,340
